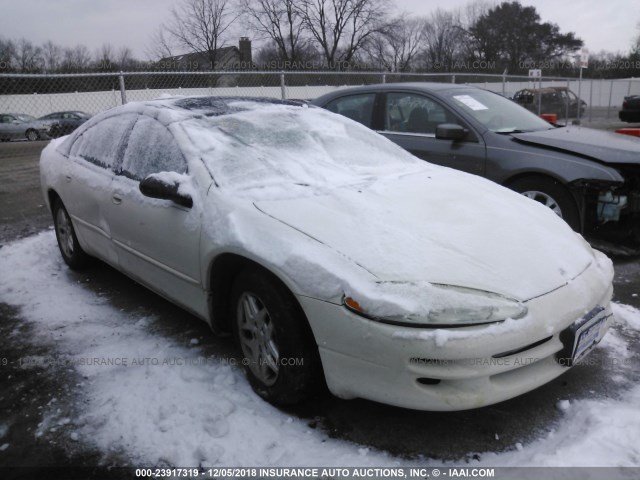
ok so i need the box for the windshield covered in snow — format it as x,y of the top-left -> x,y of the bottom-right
177,101 -> 423,192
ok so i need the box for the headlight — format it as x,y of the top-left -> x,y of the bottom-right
343,283 -> 527,328
426,304 -> 527,325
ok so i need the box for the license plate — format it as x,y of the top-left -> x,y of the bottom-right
573,316 -> 606,362
556,306 -> 610,367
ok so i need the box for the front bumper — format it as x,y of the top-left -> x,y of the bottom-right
300,255 -> 614,411
619,110 -> 640,123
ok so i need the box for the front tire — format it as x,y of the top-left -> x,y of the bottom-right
52,199 -> 91,270
230,269 -> 322,405
509,176 -> 581,232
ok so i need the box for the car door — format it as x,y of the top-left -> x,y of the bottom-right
105,115 -> 204,315
0,114 -> 24,139
378,92 -> 486,176
63,113 -> 138,264
61,112 -> 80,133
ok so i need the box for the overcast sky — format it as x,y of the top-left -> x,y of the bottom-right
1,0 -> 637,60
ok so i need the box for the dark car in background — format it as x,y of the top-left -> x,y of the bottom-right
0,113 -> 53,141
312,83 -> 640,247
512,86 -> 586,118
619,96 -> 640,123
38,111 -> 92,137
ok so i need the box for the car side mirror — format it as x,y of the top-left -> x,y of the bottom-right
139,174 -> 193,208
436,123 -> 468,141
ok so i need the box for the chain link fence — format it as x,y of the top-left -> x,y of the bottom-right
1,71 -> 639,155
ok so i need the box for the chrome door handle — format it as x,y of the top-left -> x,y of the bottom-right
112,193 -> 122,205
65,174 -> 72,182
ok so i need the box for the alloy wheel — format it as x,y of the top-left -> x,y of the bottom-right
236,292 -> 280,386
521,190 -> 563,217
55,207 -> 75,258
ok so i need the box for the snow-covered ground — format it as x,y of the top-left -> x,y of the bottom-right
0,230 -> 639,469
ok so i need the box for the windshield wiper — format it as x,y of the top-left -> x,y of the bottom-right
495,127 -> 556,134
495,128 -> 529,134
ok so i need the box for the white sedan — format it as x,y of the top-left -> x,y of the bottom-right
40,96 -> 615,411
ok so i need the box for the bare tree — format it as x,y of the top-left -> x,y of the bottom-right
0,37 -> 16,71
117,47 -> 134,69
241,0 -> 306,63
419,9 -> 466,71
41,40 -> 63,72
14,38 -> 43,72
162,0 -> 239,69
462,0 -> 493,29
365,14 -> 424,72
61,45 -> 91,72
632,21 -> 640,57
295,0 -> 388,68
147,28 -> 175,61
95,43 -> 115,70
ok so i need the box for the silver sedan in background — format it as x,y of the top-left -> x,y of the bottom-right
0,112 -> 53,141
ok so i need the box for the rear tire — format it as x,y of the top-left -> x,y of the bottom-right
230,268 -> 322,405
26,129 -> 39,141
509,176 -> 581,232
52,199 -> 91,270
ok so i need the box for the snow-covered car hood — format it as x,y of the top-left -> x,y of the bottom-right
255,169 -> 595,302
512,127 -> 640,165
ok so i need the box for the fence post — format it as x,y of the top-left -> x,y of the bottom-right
537,74 -> 542,116
451,74 -> 456,84
629,79 -> 633,96
382,73 -> 386,84
502,74 -> 506,95
607,79 -> 613,119
589,79 -> 593,123
280,72 -> 286,100
566,79 -> 570,122
118,72 -> 127,105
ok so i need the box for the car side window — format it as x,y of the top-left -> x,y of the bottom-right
325,93 -> 375,128
69,114 -> 138,169
120,116 -> 187,181
384,93 -> 459,135
2,115 -> 15,123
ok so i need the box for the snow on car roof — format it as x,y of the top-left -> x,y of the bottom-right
112,96 -> 310,124
49,95 -> 429,210
57,96 -> 427,200
134,96 -> 428,196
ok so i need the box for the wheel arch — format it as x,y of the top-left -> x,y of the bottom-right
47,189 -> 62,213
206,253 -> 309,337
503,172 -> 584,232
503,171 -> 572,191
503,172 -> 582,212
